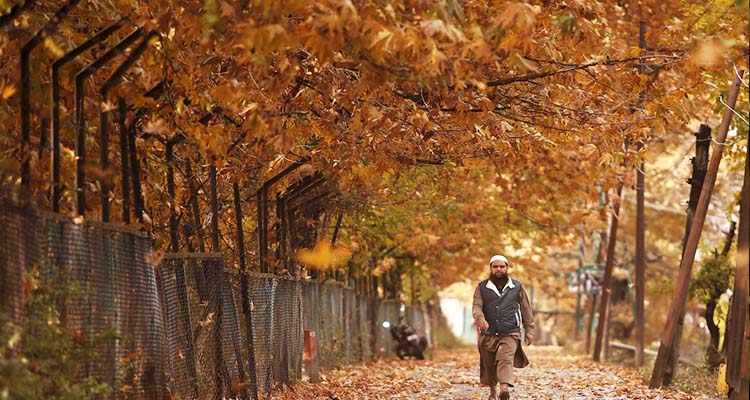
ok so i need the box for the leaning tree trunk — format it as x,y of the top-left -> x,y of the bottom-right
666,124 -> 711,384
650,71 -> 743,388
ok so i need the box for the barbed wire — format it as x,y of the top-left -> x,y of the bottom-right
719,95 -> 749,127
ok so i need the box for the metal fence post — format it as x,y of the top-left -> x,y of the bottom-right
99,30 -> 159,222
73,27 -> 144,216
21,0 -> 81,196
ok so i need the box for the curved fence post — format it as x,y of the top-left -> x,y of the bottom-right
20,0 -> 81,196
73,27 -> 144,216
50,18 -> 129,212
98,30 -> 159,222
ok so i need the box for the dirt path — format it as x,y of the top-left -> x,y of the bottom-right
269,346 -> 710,399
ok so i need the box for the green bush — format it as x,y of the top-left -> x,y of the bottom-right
0,270 -> 111,400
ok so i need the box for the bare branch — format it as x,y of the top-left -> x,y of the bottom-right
488,55 -> 684,87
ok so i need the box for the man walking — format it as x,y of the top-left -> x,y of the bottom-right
473,255 -> 535,400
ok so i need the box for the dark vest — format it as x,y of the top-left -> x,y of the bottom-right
479,278 -> 523,335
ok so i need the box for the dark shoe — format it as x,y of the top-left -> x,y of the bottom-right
498,390 -> 510,400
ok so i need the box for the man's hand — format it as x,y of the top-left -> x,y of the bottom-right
525,334 -> 533,345
478,320 -> 489,331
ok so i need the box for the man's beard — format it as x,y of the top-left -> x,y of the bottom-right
489,273 -> 508,288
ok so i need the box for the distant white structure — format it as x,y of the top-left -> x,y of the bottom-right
439,297 -> 478,344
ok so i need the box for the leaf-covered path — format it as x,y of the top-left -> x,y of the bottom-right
270,346 -> 710,399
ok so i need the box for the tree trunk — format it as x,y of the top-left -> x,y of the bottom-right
586,293 -> 598,354
722,301 -> 732,356
594,180 -> 624,362
664,124 -> 711,384
650,70 -> 743,388
704,300 -> 722,368
727,129 -> 750,399
718,220 -> 737,358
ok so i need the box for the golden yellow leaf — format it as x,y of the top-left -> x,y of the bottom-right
296,238 -> 352,270
43,37 -> 65,58
2,84 -> 16,99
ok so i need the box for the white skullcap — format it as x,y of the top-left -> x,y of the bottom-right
489,255 -> 509,266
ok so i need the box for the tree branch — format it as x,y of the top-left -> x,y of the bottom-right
488,55 -> 684,87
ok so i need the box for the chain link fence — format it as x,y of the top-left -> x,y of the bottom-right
0,201 -> 168,399
1,203 -> 436,399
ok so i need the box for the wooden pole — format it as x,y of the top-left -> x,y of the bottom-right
650,70 -> 744,388
665,124 -> 711,384
727,137 -> 749,399
594,179 -> 624,362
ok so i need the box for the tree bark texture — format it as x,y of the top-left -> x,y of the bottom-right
727,133 -> 750,399
650,70 -> 743,388
594,180 -> 624,362
665,124 -> 711,384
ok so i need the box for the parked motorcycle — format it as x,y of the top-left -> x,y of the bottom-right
386,320 -> 428,360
